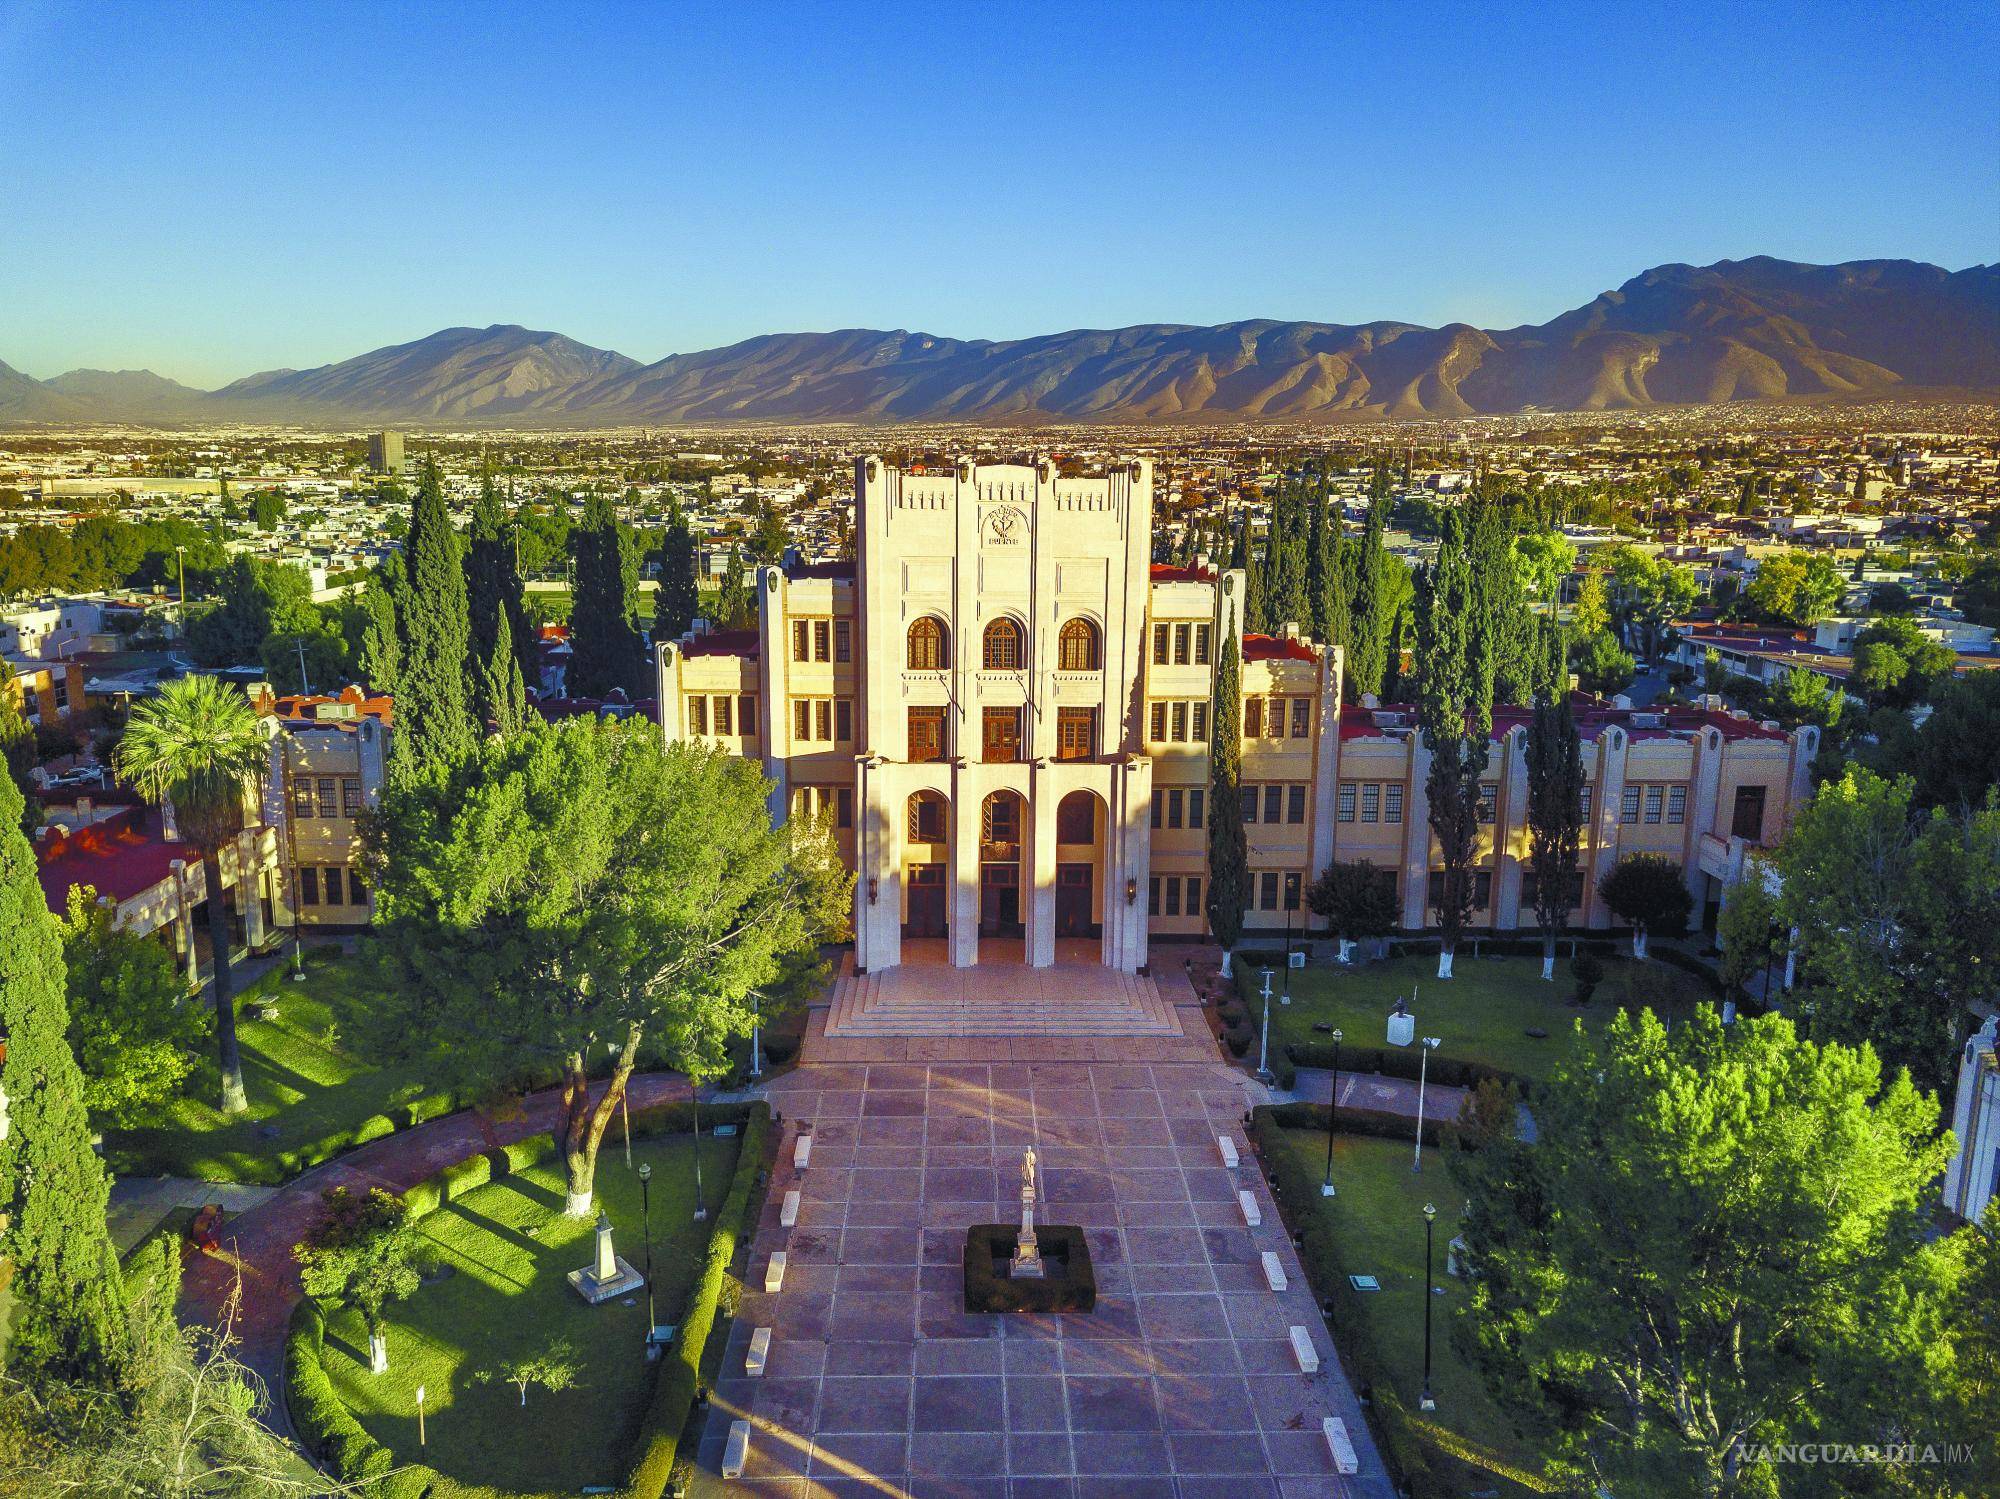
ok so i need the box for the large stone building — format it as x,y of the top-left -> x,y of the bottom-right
657,457 -> 1819,975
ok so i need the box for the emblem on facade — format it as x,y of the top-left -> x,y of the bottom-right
984,504 -> 1026,546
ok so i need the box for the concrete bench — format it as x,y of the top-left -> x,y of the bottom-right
780,1188 -> 801,1228
763,1251 -> 788,1293
793,1133 -> 812,1170
1289,1325 -> 1319,1373
1216,1134 -> 1240,1169
1261,1250 -> 1287,1292
1238,1189 -> 1261,1227
745,1326 -> 772,1377
722,1418 -> 751,1479
1323,1416 -> 1359,1475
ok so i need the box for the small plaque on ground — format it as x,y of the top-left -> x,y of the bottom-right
1349,1274 -> 1381,1292
714,1123 -> 737,1136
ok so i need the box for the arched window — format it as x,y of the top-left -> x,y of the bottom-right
1057,790 -> 1098,844
907,790 -> 947,844
1057,617 -> 1100,671
983,618 -> 1023,671
907,617 -> 948,670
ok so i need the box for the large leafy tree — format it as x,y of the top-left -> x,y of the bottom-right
365,718 -> 849,1215
1204,609 -> 1249,972
1455,1008 -> 1956,1499
1602,545 -> 1700,658
1768,766 -> 2000,1096
0,659 -> 36,834
392,459 -> 477,780
1596,852 -> 1692,959
1524,669 -> 1585,981
294,1186 -> 431,1374
1849,614 -> 1958,709
1415,508 -> 1492,978
464,473 -> 531,735
569,491 -> 645,699
0,773 -> 128,1388
1742,550 -> 1844,627
1905,668 -> 2000,813
115,675 -> 266,1113
1306,860 -> 1396,958
652,495 -> 700,646
58,884 -> 206,1128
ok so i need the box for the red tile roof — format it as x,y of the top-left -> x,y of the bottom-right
1243,633 -> 1316,663
35,804 -> 184,910
1150,563 -> 1217,584
268,684 -> 394,727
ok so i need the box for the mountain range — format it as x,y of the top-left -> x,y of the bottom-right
5,258 -> 1996,428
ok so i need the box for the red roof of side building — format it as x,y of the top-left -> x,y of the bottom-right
1150,563 -> 1217,585
35,804 -> 184,910
267,683 -> 394,727
1243,633 -> 1317,663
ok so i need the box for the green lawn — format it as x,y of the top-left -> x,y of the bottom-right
1269,1126 -> 1552,1495
1259,952 -> 1711,1079
327,1133 -> 738,1498
105,943 -> 440,1184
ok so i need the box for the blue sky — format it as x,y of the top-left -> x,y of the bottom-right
2,0 -> 1994,386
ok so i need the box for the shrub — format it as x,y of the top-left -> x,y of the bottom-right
1223,1022 -> 1253,1058
351,1113 -> 397,1147
962,1224 -> 1096,1313
624,1102 -> 773,1499
1282,1042 -> 1530,1097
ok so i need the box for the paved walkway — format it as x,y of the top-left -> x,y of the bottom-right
107,1175 -> 279,1255
1284,1066 -> 1468,1122
692,1056 -> 1393,1498
176,1070 -> 694,1439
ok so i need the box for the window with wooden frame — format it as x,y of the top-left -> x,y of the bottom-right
908,707 -> 947,762
907,617 -> 947,670
1056,707 -> 1096,760
1058,618 -> 1100,671
983,618 -> 1023,670
982,707 -> 1021,762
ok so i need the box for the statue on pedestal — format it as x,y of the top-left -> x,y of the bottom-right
1012,1146 -> 1044,1279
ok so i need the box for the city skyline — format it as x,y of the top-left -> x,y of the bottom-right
2,0 -> 1995,385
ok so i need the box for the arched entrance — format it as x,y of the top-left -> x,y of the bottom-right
904,790 -> 949,940
979,790 -> 1026,958
1054,789 -> 1105,943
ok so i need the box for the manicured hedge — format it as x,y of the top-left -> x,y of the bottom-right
623,1102 -> 773,1499
1249,1104 -> 1477,1499
1282,1041 -> 1530,1098
962,1224 -> 1096,1313
285,1297 -> 442,1497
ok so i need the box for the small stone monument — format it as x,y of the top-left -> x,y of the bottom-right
1011,1147 -> 1044,1279
567,1210 -> 645,1304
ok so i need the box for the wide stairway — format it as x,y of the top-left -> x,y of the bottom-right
824,956 -> 1180,1037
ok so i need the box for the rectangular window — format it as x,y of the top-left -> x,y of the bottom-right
1194,624 -> 1211,665
814,619 -> 831,662
1580,784 -> 1593,824
1733,785 -> 1767,841
324,866 -> 345,906
317,777 -> 337,818
794,700 -> 811,741
1151,792 -> 1163,829
1266,699 -> 1286,738
1621,786 -> 1642,824
52,678 -> 68,712
1290,699 -> 1310,738
1667,785 -> 1687,825
1171,701 -> 1188,742
1240,784 -> 1258,823
1188,788 -> 1205,829
1153,623 -> 1170,665
690,696 -> 709,735
982,707 -> 1021,763
714,696 -> 733,735
1057,707 -> 1096,760
1167,789 -> 1184,829
1150,702 -> 1167,742
1474,870 -> 1493,908
740,696 -> 758,735
1644,786 -> 1664,824
1173,623 -> 1191,665
909,795 -> 946,842
834,620 -> 851,663
1360,784 -> 1379,823
1477,783 -> 1498,825
836,700 -> 852,743
1338,782 -> 1356,822
342,778 -> 362,817
1259,871 -> 1280,910
1283,871 -> 1302,912
1165,877 -> 1182,917
1148,876 -> 1161,916
815,699 -> 832,742
1191,702 -> 1209,742
1263,785 -> 1283,824
1287,785 -> 1306,824
292,781 -> 314,820
792,621 -> 810,662
1186,876 -> 1202,917
1385,784 -> 1404,824
1244,698 -> 1262,738
836,788 -> 854,829
300,867 -> 320,906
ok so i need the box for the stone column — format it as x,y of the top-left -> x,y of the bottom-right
856,758 -> 901,973
1026,763 -> 1057,968
1305,645 -> 1343,928
1586,727 -> 1629,930
236,829 -> 267,949
950,760 -> 980,968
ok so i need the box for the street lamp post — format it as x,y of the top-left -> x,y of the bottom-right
1320,1028 -> 1342,1196
636,1162 -> 656,1351
1412,1036 -> 1442,1173
749,991 -> 763,1080
1420,1202 -> 1438,1411
1256,967 -> 1275,1084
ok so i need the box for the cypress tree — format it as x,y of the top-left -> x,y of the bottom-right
0,772 -> 128,1387
569,491 -> 645,699
1264,480 -> 1308,630
1347,495 -> 1396,700
1308,481 -> 1350,661
392,459 -> 477,780
1205,605 -> 1250,972
1525,629 -> 1585,981
1242,508 -> 1268,635
1415,509 -> 1493,979
465,474 -> 530,734
652,496 -> 699,646
355,554 -> 402,696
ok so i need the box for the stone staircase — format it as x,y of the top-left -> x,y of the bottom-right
825,963 -> 1180,1037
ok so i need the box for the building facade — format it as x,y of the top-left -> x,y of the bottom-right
657,457 -> 1819,975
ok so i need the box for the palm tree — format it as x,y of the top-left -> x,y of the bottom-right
117,675 -> 268,1113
